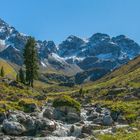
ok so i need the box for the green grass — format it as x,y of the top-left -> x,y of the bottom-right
0,59 -> 17,79
0,81 -> 41,112
97,128 -> 140,140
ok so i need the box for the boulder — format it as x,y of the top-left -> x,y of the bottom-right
23,116 -> 56,136
3,120 -> 26,135
24,116 -> 36,133
66,112 -> 81,123
7,111 -> 27,123
0,112 -> 6,124
19,100 -> 39,113
70,125 -> 82,137
53,108 -> 65,120
103,115 -> 113,126
53,106 -> 80,123
82,124 -> 93,135
92,117 -> 103,125
36,118 -> 56,131
43,108 -> 54,119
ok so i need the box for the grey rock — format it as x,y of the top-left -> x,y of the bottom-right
53,106 -> 80,123
35,118 -> 56,131
24,116 -> 36,132
66,112 -> 81,123
0,112 -> 6,124
103,115 -> 113,126
82,124 -> 93,135
7,110 -> 27,123
43,108 -> 54,119
70,125 -> 82,137
3,120 -> 26,135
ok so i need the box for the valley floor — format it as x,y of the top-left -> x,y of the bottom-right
1,56 -> 140,140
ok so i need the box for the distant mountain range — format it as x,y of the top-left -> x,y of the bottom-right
1,18 -> 140,84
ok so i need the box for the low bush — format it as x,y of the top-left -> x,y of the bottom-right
53,95 -> 81,112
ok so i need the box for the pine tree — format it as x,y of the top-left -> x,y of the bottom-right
19,68 -> 25,84
16,74 -> 19,82
0,66 -> 5,77
23,37 -> 39,87
79,88 -> 83,96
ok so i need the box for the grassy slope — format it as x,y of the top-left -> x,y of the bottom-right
81,56 -> 140,139
81,56 -> 140,96
0,59 -> 17,79
85,56 -> 140,115
0,80 -> 41,112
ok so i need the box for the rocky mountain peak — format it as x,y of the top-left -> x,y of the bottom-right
46,41 -> 57,52
0,45 -> 23,65
39,40 -> 58,58
0,18 -> 8,26
1,17 -> 140,82
112,35 -> 127,41
58,35 -> 85,57
89,33 -> 110,43
66,35 -> 84,42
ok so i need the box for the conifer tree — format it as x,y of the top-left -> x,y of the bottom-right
19,68 -> 25,84
79,88 -> 83,96
16,73 -> 19,82
23,37 -> 39,87
0,66 -> 5,77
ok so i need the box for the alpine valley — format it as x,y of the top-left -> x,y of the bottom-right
1,18 -> 140,84
0,18 -> 140,140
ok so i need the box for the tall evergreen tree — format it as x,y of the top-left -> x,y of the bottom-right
19,68 -> 25,84
16,73 -> 19,82
23,37 -> 39,87
0,66 -> 5,77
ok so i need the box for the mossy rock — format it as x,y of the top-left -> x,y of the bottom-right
18,99 -> 39,113
53,95 -> 81,112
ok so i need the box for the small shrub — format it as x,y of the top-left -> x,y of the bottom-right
53,95 -> 81,112
125,113 -> 137,123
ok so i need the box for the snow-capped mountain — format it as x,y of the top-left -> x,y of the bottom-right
0,18 -> 81,75
58,33 -> 140,72
1,18 -> 140,83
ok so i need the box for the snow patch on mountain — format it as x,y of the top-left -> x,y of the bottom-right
64,55 -> 85,61
41,61 -> 47,67
51,53 -> 65,63
0,39 -> 5,46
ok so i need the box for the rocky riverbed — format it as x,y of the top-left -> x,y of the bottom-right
0,102 -> 129,140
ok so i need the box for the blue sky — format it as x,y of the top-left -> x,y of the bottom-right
0,0 -> 140,44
